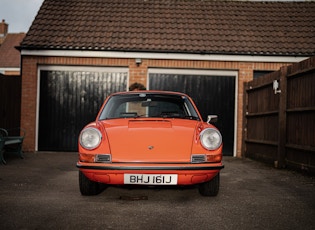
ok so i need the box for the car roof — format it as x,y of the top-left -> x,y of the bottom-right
110,90 -> 189,97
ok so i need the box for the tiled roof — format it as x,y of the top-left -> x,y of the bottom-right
21,0 -> 315,56
0,33 -> 25,68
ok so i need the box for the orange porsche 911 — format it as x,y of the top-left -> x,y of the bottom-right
77,91 -> 224,196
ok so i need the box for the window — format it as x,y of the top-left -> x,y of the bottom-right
99,93 -> 200,120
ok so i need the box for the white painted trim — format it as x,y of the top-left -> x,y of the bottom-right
0,67 -> 20,72
147,68 -> 238,157
149,68 -> 238,76
35,68 -> 40,151
38,65 -> 129,73
234,72 -> 239,158
21,49 -> 309,63
35,65 -> 129,151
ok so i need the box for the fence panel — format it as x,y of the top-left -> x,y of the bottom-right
243,57 -> 315,174
285,59 -> 315,172
243,71 -> 281,164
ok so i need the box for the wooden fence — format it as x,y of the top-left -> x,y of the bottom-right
243,56 -> 315,174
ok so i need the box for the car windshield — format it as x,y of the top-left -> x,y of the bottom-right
99,93 -> 200,120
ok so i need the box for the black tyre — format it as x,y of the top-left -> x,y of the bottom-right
198,173 -> 220,196
79,171 -> 107,196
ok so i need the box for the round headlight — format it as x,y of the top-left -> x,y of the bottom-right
79,127 -> 102,150
200,128 -> 222,150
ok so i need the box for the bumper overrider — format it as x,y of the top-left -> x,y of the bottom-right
76,162 -> 224,185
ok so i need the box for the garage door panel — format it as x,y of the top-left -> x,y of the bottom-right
149,73 -> 235,156
39,70 -> 127,151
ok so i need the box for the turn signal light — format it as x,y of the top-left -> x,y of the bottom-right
206,154 -> 222,163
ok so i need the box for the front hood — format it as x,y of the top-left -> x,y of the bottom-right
101,119 -> 199,163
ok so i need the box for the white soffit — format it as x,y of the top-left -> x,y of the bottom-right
21,50 -> 308,63
0,67 -> 20,72
148,68 -> 238,76
38,65 -> 128,72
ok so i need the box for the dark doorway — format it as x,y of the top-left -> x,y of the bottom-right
0,74 -> 21,131
149,73 -> 235,156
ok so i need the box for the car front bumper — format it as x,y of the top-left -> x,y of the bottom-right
77,162 -> 224,185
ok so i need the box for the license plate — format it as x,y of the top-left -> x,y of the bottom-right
124,174 -> 178,185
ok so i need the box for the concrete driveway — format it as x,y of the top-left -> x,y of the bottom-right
0,152 -> 314,230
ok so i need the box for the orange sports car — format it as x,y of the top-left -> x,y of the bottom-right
77,91 -> 224,196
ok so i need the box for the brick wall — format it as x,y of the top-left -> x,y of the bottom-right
21,55 -> 290,156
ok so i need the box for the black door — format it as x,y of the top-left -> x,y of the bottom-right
0,75 -> 21,131
39,70 -> 127,151
149,73 -> 235,156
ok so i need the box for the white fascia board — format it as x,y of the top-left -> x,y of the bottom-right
38,65 -> 128,72
21,49 -> 309,63
0,67 -> 20,72
148,68 -> 238,76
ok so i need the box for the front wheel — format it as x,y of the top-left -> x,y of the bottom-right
79,171 -> 107,196
198,173 -> 220,196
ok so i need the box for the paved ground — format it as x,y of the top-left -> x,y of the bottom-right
0,152 -> 314,230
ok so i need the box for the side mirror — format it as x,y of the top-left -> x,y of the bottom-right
206,115 -> 218,124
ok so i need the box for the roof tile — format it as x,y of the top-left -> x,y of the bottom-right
20,0 -> 315,56
0,33 -> 25,68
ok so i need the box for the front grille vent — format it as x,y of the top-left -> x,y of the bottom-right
95,154 -> 111,163
191,154 -> 206,163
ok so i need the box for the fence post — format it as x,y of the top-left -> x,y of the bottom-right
276,66 -> 287,168
241,81 -> 248,157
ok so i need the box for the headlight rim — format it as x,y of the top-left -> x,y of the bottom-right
79,127 -> 102,150
200,128 -> 222,150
